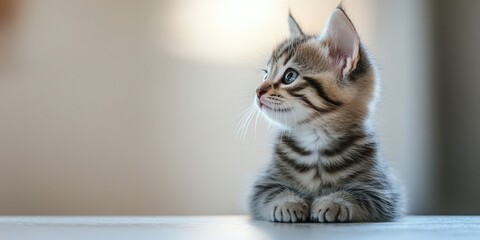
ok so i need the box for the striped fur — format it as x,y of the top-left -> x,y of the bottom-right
248,7 -> 403,223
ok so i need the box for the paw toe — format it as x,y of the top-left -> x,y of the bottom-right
271,202 -> 309,223
311,200 -> 351,223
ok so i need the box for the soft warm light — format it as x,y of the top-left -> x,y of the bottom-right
160,0 -> 285,64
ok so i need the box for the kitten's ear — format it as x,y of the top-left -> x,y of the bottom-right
320,8 -> 360,77
288,13 -> 304,38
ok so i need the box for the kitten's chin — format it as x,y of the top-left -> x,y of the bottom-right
256,99 -> 292,113
259,109 -> 303,130
254,98 -> 306,129
259,105 -> 292,114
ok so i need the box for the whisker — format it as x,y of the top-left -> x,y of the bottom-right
234,104 -> 256,121
234,105 -> 255,139
238,105 -> 256,139
254,107 -> 261,138
242,105 -> 258,141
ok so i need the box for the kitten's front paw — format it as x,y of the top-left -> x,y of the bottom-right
271,201 -> 309,223
310,198 -> 351,223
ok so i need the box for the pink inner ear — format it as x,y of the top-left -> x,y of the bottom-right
326,46 -> 345,77
328,43 -> 351,61
321,9 -> 360,77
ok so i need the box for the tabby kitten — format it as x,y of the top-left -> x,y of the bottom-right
248,7 -> 403,223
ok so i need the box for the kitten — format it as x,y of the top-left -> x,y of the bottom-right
248,7 -> 403,223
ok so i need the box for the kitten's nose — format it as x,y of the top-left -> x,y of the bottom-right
256,86 -> 268,98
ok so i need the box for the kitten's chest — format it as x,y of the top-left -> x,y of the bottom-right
277,131 -> 351,194
290,154 -> 346,194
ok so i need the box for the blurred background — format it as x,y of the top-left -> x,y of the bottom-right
0,0 -> 478,215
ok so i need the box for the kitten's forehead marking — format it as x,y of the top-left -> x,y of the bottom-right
271,36 -> 312,65
267,37 -> 301,64
292,40 -> 335,74
267,37 -> 334,83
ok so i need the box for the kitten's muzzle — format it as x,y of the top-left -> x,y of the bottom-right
256,86 -> 269,99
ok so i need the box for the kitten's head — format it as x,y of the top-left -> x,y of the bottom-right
255,7 -> 377,130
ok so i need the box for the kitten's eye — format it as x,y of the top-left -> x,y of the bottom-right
282,68 -> 299,85
261,69 -> 268,81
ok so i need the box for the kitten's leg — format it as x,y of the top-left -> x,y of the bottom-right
310,187 -> 399,223
249,183 -> 308,223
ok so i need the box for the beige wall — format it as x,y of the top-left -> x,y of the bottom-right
0,0 -> 432,214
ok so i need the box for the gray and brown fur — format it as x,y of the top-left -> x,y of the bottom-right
248,7 -> 403,223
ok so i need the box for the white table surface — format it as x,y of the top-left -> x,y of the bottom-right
0,215 -> 479,240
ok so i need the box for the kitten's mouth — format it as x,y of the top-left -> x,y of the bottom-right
258,99 -> 292,112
